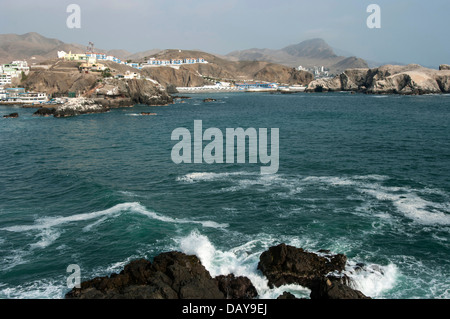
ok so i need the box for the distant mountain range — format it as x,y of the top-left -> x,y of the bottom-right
225,38 -> 369,74
0,32 -> 370,74
0,32 -> 159,64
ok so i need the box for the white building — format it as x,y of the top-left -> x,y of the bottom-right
0,74 -> 12,86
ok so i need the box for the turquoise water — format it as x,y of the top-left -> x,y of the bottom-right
0,93 -> 449,299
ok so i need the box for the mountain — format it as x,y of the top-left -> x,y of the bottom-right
281,38 -> 337,60
226,38 -> 369,75
0,32 -> 85,63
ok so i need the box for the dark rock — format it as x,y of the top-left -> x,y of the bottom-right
33,108 -> 55,117
166,84 -> 179,94
277,292 -> 297,299
172,96 -> 192,100
66,252 -> 226,299
203,98 -> 217,103
258,244 -> 370,299
257,243 -> 347,289
215,274 -> 258,299
310,277 -> 370,300
3,113 -> 19,118
439,64 -> 450,71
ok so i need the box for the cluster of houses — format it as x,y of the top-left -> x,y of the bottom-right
146,57 -> 207,67
0,61 -> 30,87
297,65 -> 330,78
0,61 -> 49,105
57,51 -> 208,70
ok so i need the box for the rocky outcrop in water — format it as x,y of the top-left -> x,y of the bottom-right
94,78 -> 173,108
66,244 -> 370,300
257,244 -> 370,299
3,113 -> 19,118
65,252 -> 257,299
54,98 -> 109,118
33,107 -> 56,117
306,64 -> 450,95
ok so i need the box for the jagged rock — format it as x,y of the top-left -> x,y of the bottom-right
215,274 -> 258,299
277,292 -> 297,299
33,108 -> 55,117
95,79 -> 173,107
3,113 -> 19,118
439,64 -> 450,71
66,252 -> 227,299
307,64 -> 450,94
258,244 -> 369,299
310,277 -> 370,300
258,243 -> 347,289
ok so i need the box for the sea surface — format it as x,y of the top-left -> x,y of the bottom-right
0,92 -> 449,299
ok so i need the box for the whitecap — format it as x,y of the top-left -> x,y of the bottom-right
177,171 -> 255,183
176,231 -> 312,299
344,262 -> 398,298
2,202 -> 228,233
0,279 -> 65,299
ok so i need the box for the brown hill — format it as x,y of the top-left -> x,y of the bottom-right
0,32 -> 84,64
226,38 -> 368,75
140,49 -> 313,87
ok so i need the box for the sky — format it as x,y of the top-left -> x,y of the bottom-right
0,0 -> 449,67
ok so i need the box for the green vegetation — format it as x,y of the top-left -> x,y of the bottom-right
20,71 -> 28,82
102,68 -> 113,78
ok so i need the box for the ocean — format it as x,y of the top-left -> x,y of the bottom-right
0,92 -> 449,299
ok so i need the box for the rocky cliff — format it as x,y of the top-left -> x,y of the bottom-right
306,64 -> 450,94
140,50 -> 314,87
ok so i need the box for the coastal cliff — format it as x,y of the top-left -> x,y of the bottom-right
306,64 -> 450,94
65,244 -> 369,300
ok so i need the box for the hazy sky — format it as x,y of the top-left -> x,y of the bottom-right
0,0 -> 449,67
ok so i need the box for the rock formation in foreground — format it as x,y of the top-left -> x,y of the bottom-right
53,98 -> 109,118
66,244 -> 369,299
258,244 -> 369,299
94,78 -> 173,108
66,252 -> 257,299
306,64 -> 450,95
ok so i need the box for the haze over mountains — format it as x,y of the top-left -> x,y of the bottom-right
0,32 -> 371,75
226,38 -> 369,74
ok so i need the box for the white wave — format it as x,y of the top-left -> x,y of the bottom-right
29,228 -> 61,250
176,230 -> 404,299
177,171 -> 254,183
178,172 -> 450,226
118,191 -> 140,197
362,187 -> 450,226
177,230 -> 311,299
0,279 -> 65,299
1,249 -> 32,272
345,262 -> 398,298
2,202 -> 227,233
301,175 -> 450,226
1,203 -> 228,250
